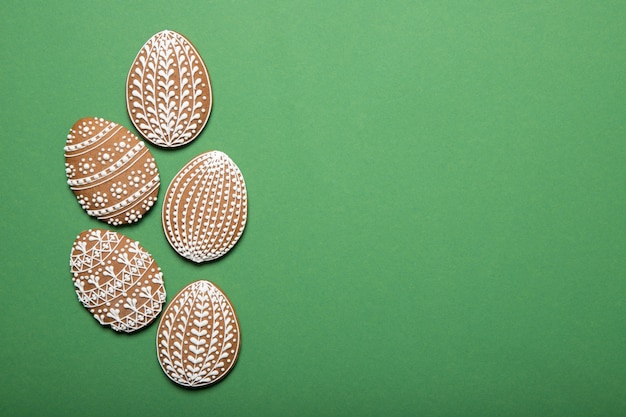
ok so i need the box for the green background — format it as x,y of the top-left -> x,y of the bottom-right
1,1 -> 625,415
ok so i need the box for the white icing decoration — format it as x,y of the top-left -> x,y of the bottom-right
126,30 -> 212,147
64,122 -> 118,153
86,175 -> 159,218
162,151 -> 247,262
66,141 -> 146,188
64,117 -> 160,225
156,280 -> 239,387
70,229 -> 166,332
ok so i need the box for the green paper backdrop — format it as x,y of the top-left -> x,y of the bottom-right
1,1 -> 625,416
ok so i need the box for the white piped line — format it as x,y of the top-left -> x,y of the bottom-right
87,175 -> 159,217
68,142 -> 146,190
64,123 -> 119,153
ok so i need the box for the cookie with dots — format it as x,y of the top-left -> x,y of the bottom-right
64,117 -> 160,225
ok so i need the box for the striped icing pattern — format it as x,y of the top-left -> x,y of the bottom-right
156,280 -> 240,387
64,117 -> 160,225
162,151 -> 247,262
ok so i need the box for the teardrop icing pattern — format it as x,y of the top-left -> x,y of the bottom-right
156,280 -> 240,388
64,31 -> 249,385
126,30 -> 212,148
69,229 -> 166,333
64,117 -> 160,225
162,151 -> 248,263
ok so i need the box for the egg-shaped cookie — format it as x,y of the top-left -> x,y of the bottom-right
162,151 -> 247,263
156,280 -> 240,388
64,117 -> 160,226
69,229 -> 166,333
126,30 -> 212,148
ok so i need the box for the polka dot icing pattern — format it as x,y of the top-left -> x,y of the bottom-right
70,229 -> 166,333
126,30 -> 212,148
156,280 -> 240,388
64,117 -> 160,225
162,151 -> 248,263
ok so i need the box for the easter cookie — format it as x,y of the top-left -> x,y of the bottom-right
162,151 -> 247,263
156,280 -> 240,388
69,229 -> 166,332
126,30 -> 212,148
64,117 -> 160,225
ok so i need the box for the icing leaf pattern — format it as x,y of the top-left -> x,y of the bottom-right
156,280 -> 240,388
70,229 -> 166,332
162,151 -> 248,263
126,30 -> 212,148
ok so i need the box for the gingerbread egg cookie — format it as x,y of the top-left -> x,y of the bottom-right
64,117 -> 160,225
162,151 -> 247,263
156,280 -> 240,388
126,30 -> 212,148
69,229 -> 166,333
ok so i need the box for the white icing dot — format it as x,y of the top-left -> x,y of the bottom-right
116,187 -> 123,194
103,153 -> 110,161
96,196 -> 103,203
83,126 -> 90,132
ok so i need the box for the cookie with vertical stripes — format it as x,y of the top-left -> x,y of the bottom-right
126,30 -> 212,148
64,117 -> 160,225
156,280 -> 240,387
162,151 -> 247,262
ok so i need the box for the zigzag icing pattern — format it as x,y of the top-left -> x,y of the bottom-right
70,229 -> 166,333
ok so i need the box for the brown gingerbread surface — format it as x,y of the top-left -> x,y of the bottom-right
126,30 -> 212,148
156,280 -> 240,387
162,150 -> 248,263
69,229 -> 166,332
64,117 -> 160,225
